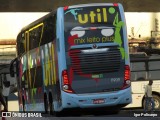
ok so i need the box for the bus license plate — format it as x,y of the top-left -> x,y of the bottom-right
93,99 -> 105,104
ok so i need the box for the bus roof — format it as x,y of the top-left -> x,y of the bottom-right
66,3 -> 120,9
19,11 -> 56,33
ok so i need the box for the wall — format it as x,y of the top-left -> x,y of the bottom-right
125,12 -> 156,39
0,12 -> 160,40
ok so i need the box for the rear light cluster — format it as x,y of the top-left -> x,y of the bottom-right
121,65 -> 131,89
113,3 -> 118,6
62,70 -> 74,93
64,6 -> 69,10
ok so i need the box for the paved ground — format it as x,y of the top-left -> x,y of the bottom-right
1,103 -> 160,119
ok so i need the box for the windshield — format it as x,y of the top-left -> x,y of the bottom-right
63,5 -> 126,94
64,6 -> 123,50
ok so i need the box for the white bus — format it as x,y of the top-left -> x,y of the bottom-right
126,53 -> 160,110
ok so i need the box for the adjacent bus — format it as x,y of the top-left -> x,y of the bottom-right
126,53 -> 160,110
10,3 -> 131,114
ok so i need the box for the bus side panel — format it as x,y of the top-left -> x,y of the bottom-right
17,21 -> 60,111
119,3 -> 130,66
55,7 -> 66,111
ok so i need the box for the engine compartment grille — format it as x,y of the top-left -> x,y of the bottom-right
69,47 -> 121,74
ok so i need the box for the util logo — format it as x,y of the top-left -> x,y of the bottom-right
77,8 -> 108,24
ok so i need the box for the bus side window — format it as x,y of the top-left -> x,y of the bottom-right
29,26 -> 42,50
136,77 -> 145,81
0,75 -> 2,89
148,61 -> 160,80
131,62 -> 147,81
40,14 -> 56,46
17,33 -> 25,56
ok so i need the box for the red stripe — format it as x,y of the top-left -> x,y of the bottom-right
68,34 -> 78,46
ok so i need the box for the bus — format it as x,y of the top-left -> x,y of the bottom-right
126,53 -> 160,110
10,3 -> 131,115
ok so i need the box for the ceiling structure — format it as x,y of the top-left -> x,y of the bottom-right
0,0 -> 160,12
0,39 -> 16,66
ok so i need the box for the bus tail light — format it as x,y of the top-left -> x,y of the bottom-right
64,6 -> 69,10
62,70 -> 74,93
113,3 -> 118,6
125,65 -> 130,80
121,65 -> 131,89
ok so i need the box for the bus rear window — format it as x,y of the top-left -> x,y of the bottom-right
64,6 -> 123,49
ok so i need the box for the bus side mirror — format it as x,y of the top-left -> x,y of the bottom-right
10,58 -> 18,77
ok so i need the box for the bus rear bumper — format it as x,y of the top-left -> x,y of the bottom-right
61,87 -> 132,109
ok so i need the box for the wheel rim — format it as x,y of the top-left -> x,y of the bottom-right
154,99 -> 160,109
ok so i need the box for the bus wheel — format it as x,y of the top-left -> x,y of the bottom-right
143,95 -> 160,110
48,92 -> 61,116
22,96 -> 25,112
153,95 -> 160,110
49,92 -> 54,115
44,93 -> 48,114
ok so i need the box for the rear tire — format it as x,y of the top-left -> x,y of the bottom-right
49,92 -> 53,115
143,94 -> 160,110
22,96 -> 25,112
44,93 -> 48,114
153,95 -> 160,110
48,93 -> 61,116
